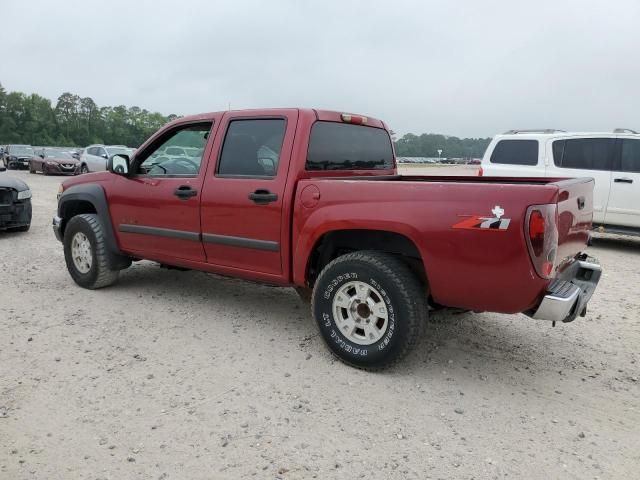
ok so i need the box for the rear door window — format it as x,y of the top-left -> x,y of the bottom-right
553,138 -> 614,171
489,140 -> 538,165
619,139 -> 640,173
217,119 -> 286,177
306,122 -> 393,170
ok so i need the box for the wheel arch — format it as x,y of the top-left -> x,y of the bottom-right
301,228 -> 429,290
58,184 -> 129,268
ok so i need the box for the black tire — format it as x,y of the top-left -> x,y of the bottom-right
41,164 -> 48,175
29,163 -> 35,174
63,214 -> 120,289
311,251 -> 426,370
80,164 -> 89,174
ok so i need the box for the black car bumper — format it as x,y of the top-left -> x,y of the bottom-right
0,199 -> 32,230
7,158 -> 31,170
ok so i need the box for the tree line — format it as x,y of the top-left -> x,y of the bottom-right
0,83 -> 175,147
1,82 -> 490,156
394,132 -> 491,159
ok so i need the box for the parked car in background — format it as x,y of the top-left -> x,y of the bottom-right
0,162 -> 32,232
53,108 -> 600,369
30,148 -> 80,175
79,145 -> 134,173
480,128 -> 640,234
2,144 -> 36,170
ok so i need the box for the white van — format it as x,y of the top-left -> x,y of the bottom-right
480,129 -> 640,233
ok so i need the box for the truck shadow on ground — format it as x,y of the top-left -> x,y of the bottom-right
111,262 -> 596,383
590,235 -> 640,253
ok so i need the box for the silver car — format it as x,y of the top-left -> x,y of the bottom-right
79,145 -> 134,173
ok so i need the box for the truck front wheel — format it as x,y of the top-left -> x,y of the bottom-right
63,214 -> 120,289
311,251 -> 426,370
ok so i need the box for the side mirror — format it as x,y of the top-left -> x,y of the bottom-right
101,153 -> 109,159
107,154 -> 130,176
40,154 -> 45,158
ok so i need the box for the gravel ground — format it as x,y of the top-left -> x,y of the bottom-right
1,169 -> 639,480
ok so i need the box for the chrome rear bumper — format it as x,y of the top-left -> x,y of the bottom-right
530,257 -> 602,323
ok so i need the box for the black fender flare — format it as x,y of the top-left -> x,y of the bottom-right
57,183 -> 131,269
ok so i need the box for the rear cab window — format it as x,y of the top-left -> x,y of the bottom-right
306,122 -> 393,171
489,139 -> 539,166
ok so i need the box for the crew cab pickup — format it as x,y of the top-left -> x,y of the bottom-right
53,109 -> 602,369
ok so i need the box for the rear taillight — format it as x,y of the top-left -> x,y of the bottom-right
525,204 -> 558,279
528,210 -> 545,256
478,166 -> 483,176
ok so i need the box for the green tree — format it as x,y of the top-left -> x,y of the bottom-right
0,82 -> 173,147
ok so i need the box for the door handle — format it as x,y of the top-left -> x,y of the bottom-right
248,189 -> 278,204
614,177 -> 633,184
174,185 -> 198,199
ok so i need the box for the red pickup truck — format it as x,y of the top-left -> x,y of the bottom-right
53,109 -> 601,369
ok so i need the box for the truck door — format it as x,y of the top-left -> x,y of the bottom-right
108,120 -> 216,262
200,110 -> 299,277
604,138 -> 640,228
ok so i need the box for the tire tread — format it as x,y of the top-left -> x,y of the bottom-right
311,250 -> 427,370
65,213 -> 119,289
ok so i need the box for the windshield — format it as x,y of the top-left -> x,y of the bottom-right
105,147 -> 132,156
11,146 -> 34,156
45,150 -> 73,159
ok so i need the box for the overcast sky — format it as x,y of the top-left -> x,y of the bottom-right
2,0 -> 639,138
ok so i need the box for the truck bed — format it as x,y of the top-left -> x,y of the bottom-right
293,175 -> 594,313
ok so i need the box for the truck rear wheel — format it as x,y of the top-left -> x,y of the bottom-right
311,251 -> 426,370
63,214 -> 120,289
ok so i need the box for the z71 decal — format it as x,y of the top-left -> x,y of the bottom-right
453,205 -> 511,231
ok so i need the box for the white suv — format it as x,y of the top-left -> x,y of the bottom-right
79,145 -> 134,173
480,129 -> 640,233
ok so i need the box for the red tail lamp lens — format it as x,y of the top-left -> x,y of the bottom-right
529,209 -> 545,256
478,166 -> 484,176
541,261 -> 553,277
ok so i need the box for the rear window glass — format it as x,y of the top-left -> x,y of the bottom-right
306,122 -> 393,171
489,140 -> 538,165
619,139 -> 640,173
553,138 -> 614,171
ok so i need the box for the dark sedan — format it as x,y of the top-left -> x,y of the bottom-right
0,164 -> 32,232
30,149 -> 80,176
3,144 -> 35,170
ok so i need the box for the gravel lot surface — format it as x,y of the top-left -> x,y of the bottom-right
1,168 -> 638,479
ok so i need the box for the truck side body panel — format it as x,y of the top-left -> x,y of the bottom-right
292,177 -> 591,314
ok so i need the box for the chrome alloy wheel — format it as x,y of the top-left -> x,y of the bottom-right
71,232 -> 93,274
332,280 -> 389,345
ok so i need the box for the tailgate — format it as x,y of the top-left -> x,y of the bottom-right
553,178 -> 594,269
